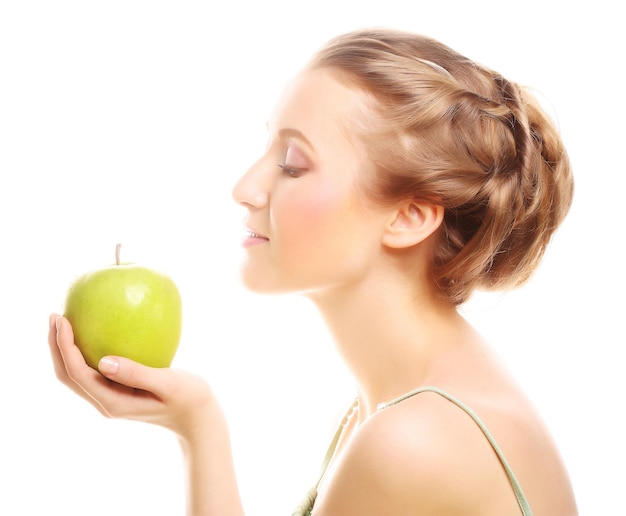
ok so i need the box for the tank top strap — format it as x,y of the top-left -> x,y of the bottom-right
377,386 -> 533,516
292,398 -> 358,516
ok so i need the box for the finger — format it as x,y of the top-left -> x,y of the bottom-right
48,313 -> 90,397
54,316 -> 94,381
52,315 -> 113,416
48,313 -> 69,382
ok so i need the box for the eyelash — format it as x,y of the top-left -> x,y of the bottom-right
278,164 -> 305,178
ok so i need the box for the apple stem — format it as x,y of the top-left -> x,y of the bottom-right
115,243 -> 121,266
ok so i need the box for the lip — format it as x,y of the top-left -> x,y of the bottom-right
242,227 -> 269,247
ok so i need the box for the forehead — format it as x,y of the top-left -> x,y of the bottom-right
268,68 -> 368,148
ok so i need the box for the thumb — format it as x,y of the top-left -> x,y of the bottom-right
98,356 -> 169,395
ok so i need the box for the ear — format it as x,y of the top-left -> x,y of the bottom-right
382,201 -> 444,249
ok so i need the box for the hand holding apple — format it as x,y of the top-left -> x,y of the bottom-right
63,244 -> 182,369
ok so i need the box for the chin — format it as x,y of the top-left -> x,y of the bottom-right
238,272 -> 314,296
237,261 -> 332,296
238,269 -> 284,294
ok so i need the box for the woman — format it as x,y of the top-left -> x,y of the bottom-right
49,29 -> 578,515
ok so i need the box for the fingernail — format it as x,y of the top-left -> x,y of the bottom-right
99,357 -> 119,375
55,317 -> 62,334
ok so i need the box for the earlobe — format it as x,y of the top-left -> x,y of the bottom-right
382,202 -> 444,249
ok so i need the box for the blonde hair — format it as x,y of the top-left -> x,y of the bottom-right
309,29 -> 574,305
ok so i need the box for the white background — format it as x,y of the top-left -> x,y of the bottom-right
0,1 -> 623,514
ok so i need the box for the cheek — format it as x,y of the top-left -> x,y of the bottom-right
298,186 -> 340,221
274,183 -> 346,249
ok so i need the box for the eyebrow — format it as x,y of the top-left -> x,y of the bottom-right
276,127 -> 316,153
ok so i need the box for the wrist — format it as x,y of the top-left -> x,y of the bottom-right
177,399 -> 244,516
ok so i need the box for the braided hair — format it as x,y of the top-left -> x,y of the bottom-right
309,29 -> 573,305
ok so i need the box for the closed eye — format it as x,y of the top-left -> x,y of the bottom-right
278,164 -> 305,178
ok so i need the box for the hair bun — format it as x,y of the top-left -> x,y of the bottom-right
312,29 -> 574,305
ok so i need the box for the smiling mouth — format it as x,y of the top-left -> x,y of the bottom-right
245,230 -> 269,241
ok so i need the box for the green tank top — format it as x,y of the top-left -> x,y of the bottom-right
291,386 -> 533,516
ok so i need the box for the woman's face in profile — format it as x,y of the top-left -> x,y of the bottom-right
232,68 -> 391,296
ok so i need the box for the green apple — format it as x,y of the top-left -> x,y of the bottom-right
64,244 -> 182,369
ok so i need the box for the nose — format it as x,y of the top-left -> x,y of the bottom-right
231,157 -> 270,209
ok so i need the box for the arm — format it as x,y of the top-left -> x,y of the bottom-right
177,400 -> 243,516
48,314 -> 245,516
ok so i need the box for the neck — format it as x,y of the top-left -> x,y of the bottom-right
306,273 -> 471,419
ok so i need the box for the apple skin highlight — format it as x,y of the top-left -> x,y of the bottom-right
64,264 -> 182,369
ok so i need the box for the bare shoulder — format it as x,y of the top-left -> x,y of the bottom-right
314,388 -> 577,515
315,390 -> 517,515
